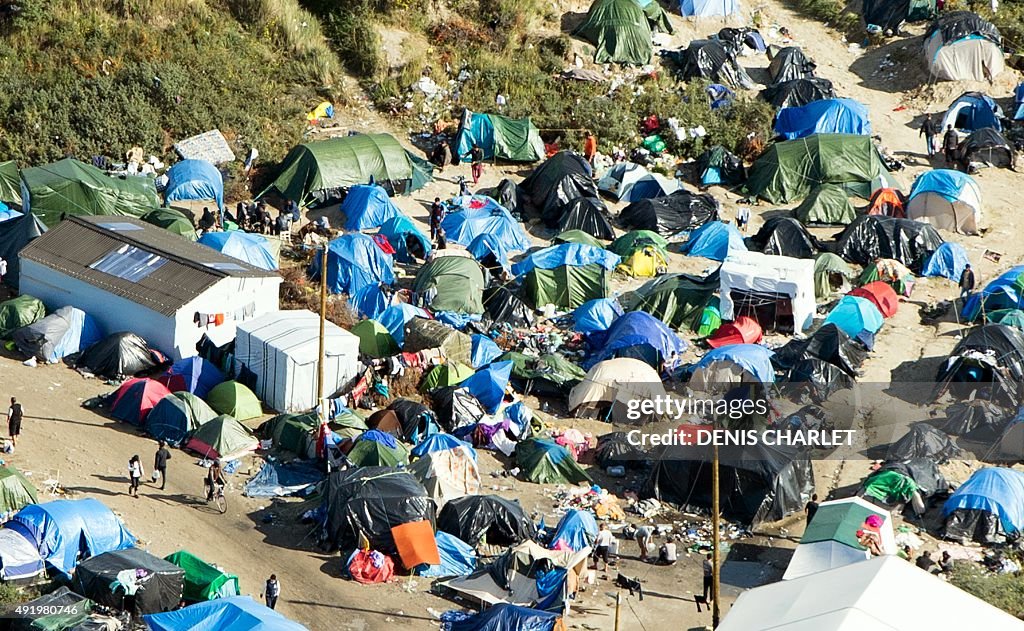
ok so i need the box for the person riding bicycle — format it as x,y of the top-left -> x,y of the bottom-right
205,460 -> 226,501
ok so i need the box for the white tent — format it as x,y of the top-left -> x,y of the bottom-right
234,310 -> 360,413
720,556 -> 1024,630
719,251 -> 816,332
783,497 -> 896,580
408,445 -> 481,509
568,357 -> 668,422
598,162 -> 680,202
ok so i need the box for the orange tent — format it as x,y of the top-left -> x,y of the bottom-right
867,188 -> 905,218
850,281 -> 899,318
706,316 -> 764,348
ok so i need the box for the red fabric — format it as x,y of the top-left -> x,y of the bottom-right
213,314 -> 225,326
850,282 -> 899,318
641,115 -> 660,134
373,234 -> 396,255
391,520 -> 440,569
113,378 -> 172,423
867,188 -> 905,218
348,550 -> 395,584
706,316 -> 763,348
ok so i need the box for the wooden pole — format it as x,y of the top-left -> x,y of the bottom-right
712,442 -> 721,628
614,591 -> 621,631
317,245 -> 328,424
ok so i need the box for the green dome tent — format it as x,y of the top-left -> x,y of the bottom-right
141,207 -> 198,241
347,435 -> 410,467
0,465 -> 37,517
794,184 -> 858,225
145,391 -> 218,446
573,0 -> 654,65
21,158 -> 159,227
264,133 -> 433,205
516,438 -> 592,485
814,253 -> 854,301
351,320 -> 399,358
0,295 -> 45,339
206,381 -> 263,421
164,550 -> 240,602
185,415 -> 259,461
412,256 -> 486,315
608,230 -> 669,258
258,410 -> 368,457
622,271 -> 720,330
0,160 -> 22,206
553,230 -> 606,249
420,362 -> 475,393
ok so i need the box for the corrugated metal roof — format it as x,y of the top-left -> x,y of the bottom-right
19,216 -> 278,316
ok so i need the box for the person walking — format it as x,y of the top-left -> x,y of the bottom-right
128,455 -> 144,498
583,131 -> 598,170
429,197 -> 445,242
805,493 -> 820,524
592,522 -> 614,572
6,398 -> 22,447
959,264 -> 975,303
470,144 -> 484,185
702,553 -> 714,601
943,124 -> 959,165
735,206 -> 750,232
154,441 -> 171,491
920,114 -> 937,157
264,574 -> 281,610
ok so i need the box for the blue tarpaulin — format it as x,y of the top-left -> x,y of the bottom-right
244,461 -> 323,498
572,298 -> 623,334
377,304 -> 429,347
418,530 -> 477,578
441,196 -> 530,251
693,343 -> 776,383
824,295 -> 884,345
341,184 -> 402,231
1015,83 -> 1024,120
198,231 -> 278,271
774,99 -> 872,140
471,334 -> 503,368
679,221 -> 745,261
164,159 -> 224,210
351,284 -> 390,320
411,433 -> 478,460
586,311 -> 687,368
923,242 -> 970,281
680,0 -> 738,16
9,499 -> 136,580
359,429 -> 399,450
908,169 -> 981,209
446,603 -> 560,631
163,357 -> 226,399
943,467 -> 1024,536
309,233 -> 395,296
378,215 -> 432,263
467,233 -> 511,268
144,596 -> 309,631
962,265 -> 1024,321
459,361 -> 514,414
549,509 -> 598,551
0,206 -> 20,221
511,243 -> 621,276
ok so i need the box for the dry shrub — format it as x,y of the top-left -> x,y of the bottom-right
278,266 -> 357,329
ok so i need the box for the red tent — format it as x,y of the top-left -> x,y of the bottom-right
850,281 -> 899,318
706,316 -> 764,348
867,188 -> 905,218
111,378 -> 172,426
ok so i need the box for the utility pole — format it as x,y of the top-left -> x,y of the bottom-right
317,245 -> 328,424
712,442 -> 721,628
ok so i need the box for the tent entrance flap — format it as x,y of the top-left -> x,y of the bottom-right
729,289 -> 795,334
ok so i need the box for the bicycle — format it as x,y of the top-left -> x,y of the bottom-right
207,484 -> 227,514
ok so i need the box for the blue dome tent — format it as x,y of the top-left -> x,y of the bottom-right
823,295 -> 884,348
441,195 -> 530,251
549,509 -> 598,551
906,169 -> 982,235
163,159 -> 224,210
198,231 -> 278,270
159,356 -> 226,398
691,343 -> 776,384
679,221 -> 745,261
351,283 -> 390,320
961,265 -> 1024,321
586,310 -> 687,368
572,297 -> 624,335
923,242 -> 970,281
680,0 -> 738,16
943,467 -> 1024,544
341,184 -> 402,231
378,215 -> 431,263
309,233 -> 395,296
774,99 -> 872,140
940,92 -> 1002,134
467,233 -> 512,270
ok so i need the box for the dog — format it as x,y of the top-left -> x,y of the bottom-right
614,573 -> 643,601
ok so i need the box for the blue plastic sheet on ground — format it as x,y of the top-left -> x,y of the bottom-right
244,461 -> 324,498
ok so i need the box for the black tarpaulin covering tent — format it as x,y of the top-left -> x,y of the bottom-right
73,548 -> 184,615
958,127 -> 1015,169
863,0 -> 935,31
430,386 -> 487,433
934,324 -> 1024,404
643,443 -> 815,525
0,212 -> 45,289
482,286 -> 535,328
76,332 -> 162,380
8,587 -> 93,630
747,216 -> 819,258
887,423 -> 961,461
595,432 -> 648,468
619,191 -> 719,236
549,197 -> 615,240
481,179 -> 524,217
665,40 -> 755,89
925,10 -> 1000,45
939,400 -> 1005,436
880,457 -> 947,497
762,77 -> 836,109
520,152 -> 598,220
780,358 -> 856,401
767,47 -> 816,84
323,467 -> 436,553
388,398 -> 440,443
437,495 -> 537,547
832,215 -> 944,272
772,323 -> 867,377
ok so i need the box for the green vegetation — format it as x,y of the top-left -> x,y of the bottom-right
950,563 -> 1024,619
792,0 -> 860,35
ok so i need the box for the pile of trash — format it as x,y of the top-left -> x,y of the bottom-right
545,484 -> 626,521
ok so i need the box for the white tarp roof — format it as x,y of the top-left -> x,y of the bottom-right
174,129 -> 236,164
720,251 -> 816,332
719,555 -> 1024,630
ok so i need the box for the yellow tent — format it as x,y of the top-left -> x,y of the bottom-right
618,246 -> 668,277
307,101 -> 334,123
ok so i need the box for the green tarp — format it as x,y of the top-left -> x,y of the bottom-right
412,256 -> 485,315
794,184 -> 858,225
523,265 -> 609,309
22,158 -> 159,227
745,135 -> 887,204
608,230 -> 669,258
515,438 -> 592,485
0,295 -> 45,339
351,319 -> 399,358
347,437 -> 410,467
142,207 -> 198,240
638,0 -> 673,34
623,272 -> 719,330
499,352 -> 587,387
164,550 -> 240,602
861,470 -> 918,504
814,252 -> 853,301
206,381 -> 263,420
188,415 -> 258,460
265,133 -> 433,205
573,0 -> 654,65
0,161 -> 21,206
801,501 -> 884,549
420,362 -> 475,392
0,465 -> 37,516
553,230 -> 605,249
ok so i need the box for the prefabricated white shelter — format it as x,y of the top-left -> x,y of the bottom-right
234,310 -> 360,413
719,251 -> 815,333
782,496 -> 896,580
19,216 -> 279,360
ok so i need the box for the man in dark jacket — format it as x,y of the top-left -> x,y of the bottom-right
960,264 -> 975,302
919,114 -> 937,157
943,125 -> 959,165
154,441 -> 171,490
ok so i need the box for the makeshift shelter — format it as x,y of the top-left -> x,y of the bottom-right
377,303 -> 429,347
775,99 -> 871,141
586,310 -> 687,368
746,134 -> 886,204
679,221 -> 744,261
446,603 -> 561,631
0,161 -> 21,206
516,438 -> 591,485
668,40 -> 754,90
21,158 -> 159,227
185,414 -> 259,461
550,197 -> 615,241
595,432 -> 648,468
573,297 -> 624,336
76,332 -> 161,380
12,305 -> 102,363
409,443 -> 481,508
164,550 -> 240,602
0,466 -> 37,519
720,251 -> 815,333
549,510 -> 598,551
234,310 -> 360,413
441,195 -> 530,251
163,159 -> 224,210
773,322 -> 866,377
143,596 -> 308,631
748,216 -> 819,258
761,77 -> 836,109
707,316 -> 763,348
905,169 -> 982,234
619,191 -> 719,237
645,443 -> 814,525
145,391 -> 218,446
158,356 -> 226,399
266,134 -> 432,203
413,256 -> 486,315
635,0 -> 673,32
418,530 -> 477,579
850,281 -> 899,317
0,528 -> 44,581
323,467 -> 435,554
924,12 -> 1003,82
456,361 -> 513,414
0,295 -> 44,339
512,243 -> 620,309
483,286 -> 534,328
339,184 -> 401,232
889,423 -> 961,461
438,495 -> 536,547
608,230 -> 669,261
768,47 -> 816,84
377,399 -> 441,444
863,0 -> 935,31
679,0 -> 738,16
0,212 -> 45,289
794,184 -> 857,225
569,357 -> 667,422
690,343 -> 776,390
943,467 -> 1024,543
833,215 -> 944,272
310,233 -> 395,296
958,127 -> 1015,169
455,109 -> 545,163
378,214 -> 431,263
572,0 -> 653,65
696,146 -> 745,186
73,548 -> 184,615
404,318 -> 472,365
206,380 -> 262,420
785,497 -> 894,582
626,270 -> 720,331
7,587 -> 93,629
142,207 -> 198,241
502,352 -> 587,396
814,252 -> 853,300
9,498 -> 137,579
962,265 -> 1024,320
111,378 -> 172,426
935,324 -> 1024,404
598,163 -> 679,202
520,153 -> 599,220
721,556 -> 1023,630
823,295 -> 884,346
940,91 -> 1002,134
347,430 -> 411,467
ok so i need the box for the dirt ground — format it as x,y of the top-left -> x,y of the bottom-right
3,0 -> 1023,629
